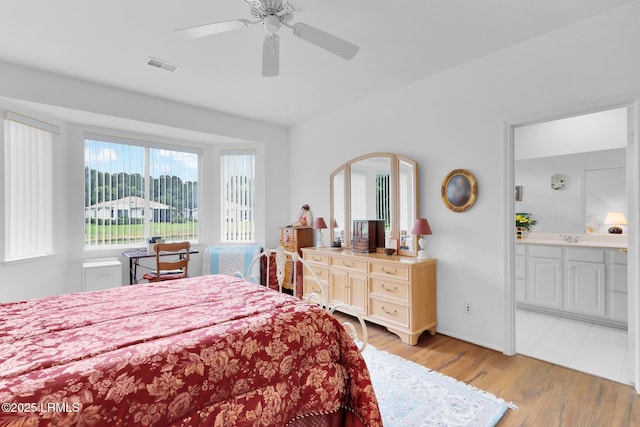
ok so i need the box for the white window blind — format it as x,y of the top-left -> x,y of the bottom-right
221,152 -> 256,242
351,172 -> 367,220
4,112 -> 59,261
84,135 -> 200,247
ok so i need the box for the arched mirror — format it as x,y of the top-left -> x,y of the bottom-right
330,153 -> 418,256
331,168 -> 345,244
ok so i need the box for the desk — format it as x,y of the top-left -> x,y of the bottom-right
122,249 -> 198,284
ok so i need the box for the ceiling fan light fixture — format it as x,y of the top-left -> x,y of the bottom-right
263,14 -> 281,34
174,0 -> 359,76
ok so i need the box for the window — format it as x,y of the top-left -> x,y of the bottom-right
376,172 -> 391,230
221,151 -> 256,242
84,134 -> 200,247
351,169 -> 391,230
3,111 -> 59,262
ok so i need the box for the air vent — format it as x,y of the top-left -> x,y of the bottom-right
146,57 -> 180,73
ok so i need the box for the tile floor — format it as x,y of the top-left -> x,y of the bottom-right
516,309 -> 634,385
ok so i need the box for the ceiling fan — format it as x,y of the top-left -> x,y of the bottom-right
174,0 -> 359,77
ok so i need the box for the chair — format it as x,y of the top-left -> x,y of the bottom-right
142,241 -> 191,283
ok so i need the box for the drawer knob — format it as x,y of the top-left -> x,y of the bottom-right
381,267 -> 397,274
381,284 -> 397,292
342,261 -> 356,268
381,306 -> 397,316
312,256 -> 322,261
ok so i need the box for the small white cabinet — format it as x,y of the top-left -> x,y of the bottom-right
83,258 -> 122,292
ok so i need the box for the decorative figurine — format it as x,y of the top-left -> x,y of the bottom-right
292,204 -> 313,227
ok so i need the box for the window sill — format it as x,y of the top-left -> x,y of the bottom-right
2,253 -> 58,266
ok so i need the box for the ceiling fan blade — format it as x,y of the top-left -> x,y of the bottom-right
291,23 -> 359,60
262,34 -> 280,77
174,19 -> 251,39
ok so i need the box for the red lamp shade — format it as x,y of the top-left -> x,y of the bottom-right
411,218 -> 432,235
313,217 -> 328,230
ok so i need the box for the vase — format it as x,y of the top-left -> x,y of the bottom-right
516,227 -> 528,240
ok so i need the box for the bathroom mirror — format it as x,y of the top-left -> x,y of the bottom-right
584,166 -> 627,233
330,153 -> 418,256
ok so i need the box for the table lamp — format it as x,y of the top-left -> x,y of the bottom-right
412,218 -> 432,260
313,217 -> 328,247
604,211 -> 627,234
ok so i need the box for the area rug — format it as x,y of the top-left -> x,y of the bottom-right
361,344 -> 516,427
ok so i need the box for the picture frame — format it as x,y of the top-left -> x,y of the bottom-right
441,169 -> 478,212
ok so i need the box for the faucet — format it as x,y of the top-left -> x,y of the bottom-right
562,234 -> 580,243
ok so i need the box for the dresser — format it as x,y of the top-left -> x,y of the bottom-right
279,227 -> 314,292
302,247 -> 437,345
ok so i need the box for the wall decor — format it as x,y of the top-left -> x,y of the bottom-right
441,169 -> 478,212
515,185 -> 523,201
550,173 -> 566,190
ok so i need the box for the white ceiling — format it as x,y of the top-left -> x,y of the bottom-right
0,0 -> 634,127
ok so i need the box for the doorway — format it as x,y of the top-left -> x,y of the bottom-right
505,101 -> 639,390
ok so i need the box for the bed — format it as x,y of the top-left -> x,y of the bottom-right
0,274 -> 381,426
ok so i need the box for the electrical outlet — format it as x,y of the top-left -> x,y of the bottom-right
464,302 -> 472,314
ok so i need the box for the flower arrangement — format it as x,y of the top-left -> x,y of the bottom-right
515,213 -> 537,231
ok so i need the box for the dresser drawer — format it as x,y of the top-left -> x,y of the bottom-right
281,228 -> 296,245
369,277 -> 409,302
304,251 -> 329,266
331,256 -> 367,272
369,261 -> 410,281
369,298 -> 409,327
281,241 -> 297,252
303,278 -> 327,298
304,265 -> 329,282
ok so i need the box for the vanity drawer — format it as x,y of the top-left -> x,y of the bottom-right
304,251 -> 329,266
369,277 -> 409,302
369,261 -> 410,281
369,298 -> 409,327
331,256 -> 367,272
529,245 -> 562,259
567,248 -> 604,263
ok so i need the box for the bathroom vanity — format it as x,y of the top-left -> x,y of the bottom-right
516,233 -> 628,328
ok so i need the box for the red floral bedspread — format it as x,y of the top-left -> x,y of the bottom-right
0,275 -> 381,426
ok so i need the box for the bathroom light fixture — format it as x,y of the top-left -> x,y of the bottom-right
412,218 -> 432,260
604,211 -> 627,234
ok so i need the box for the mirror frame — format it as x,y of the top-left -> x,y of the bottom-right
330,152 -> 419,256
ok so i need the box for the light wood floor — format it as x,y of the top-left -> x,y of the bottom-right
351,317 -> 640,426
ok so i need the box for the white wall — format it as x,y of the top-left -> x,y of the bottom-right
289,1 -> 640,351
0,66 -> 290,302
